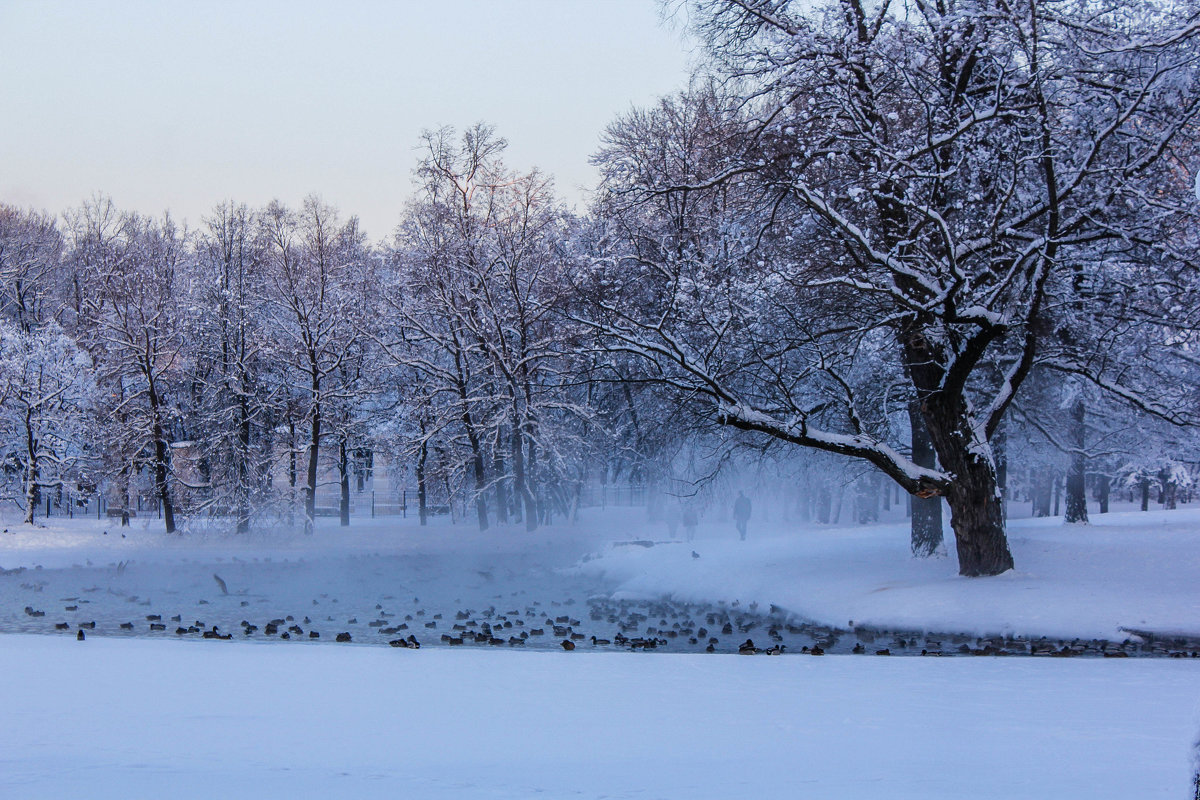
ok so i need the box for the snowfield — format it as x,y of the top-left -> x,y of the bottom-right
1,635 -> 1197,799
0,504 -> 1198,797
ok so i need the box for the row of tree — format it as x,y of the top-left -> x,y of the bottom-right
0,0 -> 1197,577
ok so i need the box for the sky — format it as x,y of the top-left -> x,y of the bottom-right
0,1 -> 695,241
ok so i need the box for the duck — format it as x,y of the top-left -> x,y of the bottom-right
738,639 -> 757,655
561,639 -> 575,651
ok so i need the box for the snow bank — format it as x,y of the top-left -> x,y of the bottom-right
577,506 -> 1200,641
0,635 -> 1196,799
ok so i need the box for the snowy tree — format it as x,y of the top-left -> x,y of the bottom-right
188,202 -> 277,532
68,199 -> 187,532
381,126 -> 594,530
0,322 -> 95,523
260,197 -> 370,535
584,0 -> 1200,575
0,205 -> 64,332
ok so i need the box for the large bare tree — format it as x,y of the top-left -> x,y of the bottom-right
584,0 -> 1200,575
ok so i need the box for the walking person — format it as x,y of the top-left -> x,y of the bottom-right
682,505 -> 698,542
733,491 -> 751,541
665,502 -> 682,540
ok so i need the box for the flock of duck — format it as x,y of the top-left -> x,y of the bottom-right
18,591 -> 1200,658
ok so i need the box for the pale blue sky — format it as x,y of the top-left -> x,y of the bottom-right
0,1 -> 694,239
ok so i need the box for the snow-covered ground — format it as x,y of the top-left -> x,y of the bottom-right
1,505 -> 1199,797
579,504 -> 1200,642
1,634 -> 1196,799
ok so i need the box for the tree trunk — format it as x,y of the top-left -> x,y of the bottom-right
525,412 -> 541,526
459,419 -> 488,531
1032,468 -> 1053,517
1064,400 -> 1088,523
145,372 -> 177,534
1097,474 -> 1109,513
815,483 -> 831,524
1140,478 -> 1150,511
909,402 -> 943,557
1160,470 -> 1178,510
454,381 -> 489,531
922,395 -> 1013,576
338,435 -> 350,526
511,418 -> 538,532
23,408 -> 37,525
416,437 -> 428,527
287,416 -> 297,528
856,473 -> 879,524
1052,474 -> 1061,517
943,464 -> 1011,576
234,377 -> 252,534
305,391 -> 320,536
493,440 -> 509,525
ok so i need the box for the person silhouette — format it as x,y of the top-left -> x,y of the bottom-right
733,491 -> 751,541
682,506 -> 698,542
